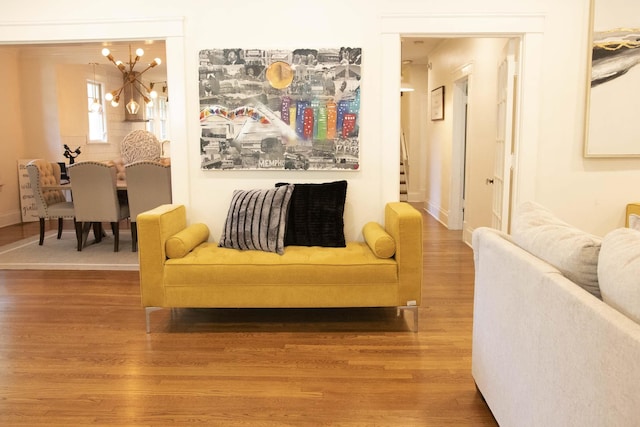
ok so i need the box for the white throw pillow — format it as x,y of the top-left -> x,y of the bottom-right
598,228 -> 640,324
511,201 -> 602,298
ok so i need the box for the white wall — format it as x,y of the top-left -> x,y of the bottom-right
1,0 -> 640,238
534,0 -> 640,235
0,48 -> 24,226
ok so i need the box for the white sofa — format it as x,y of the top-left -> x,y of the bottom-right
472,202 -> 640,427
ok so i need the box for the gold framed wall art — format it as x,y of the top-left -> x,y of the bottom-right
585,0 -> 640,157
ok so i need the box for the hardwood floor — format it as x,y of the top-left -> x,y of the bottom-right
0,212 -> 497,426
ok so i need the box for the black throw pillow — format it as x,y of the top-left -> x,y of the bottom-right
276,180 -> 347,247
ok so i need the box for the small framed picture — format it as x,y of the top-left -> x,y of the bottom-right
431,85 -> 445,121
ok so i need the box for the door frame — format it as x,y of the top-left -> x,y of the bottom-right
450,68 -> 472,230
380,14 -> 544,232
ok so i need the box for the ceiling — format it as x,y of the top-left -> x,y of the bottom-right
14,40 -> 167,81
401,37 -> 443,65
15,38 -> 430,80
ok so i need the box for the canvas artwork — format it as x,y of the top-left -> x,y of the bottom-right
198,47 -> 362,170
585,0 -> 640,157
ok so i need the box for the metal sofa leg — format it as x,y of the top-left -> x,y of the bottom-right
397,305 -> 419,332
145,307 -> 163,333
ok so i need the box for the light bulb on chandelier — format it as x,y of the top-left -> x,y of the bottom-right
126,99 -> 140,115
149,82 -> 158,100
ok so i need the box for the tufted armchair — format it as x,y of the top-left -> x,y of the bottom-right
26,159 -> 76,245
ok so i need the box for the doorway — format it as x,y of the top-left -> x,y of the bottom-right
0,18 -> 188,211
401,36 -> 518,237
382,13 -> 544,243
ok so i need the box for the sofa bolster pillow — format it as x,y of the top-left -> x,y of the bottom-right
363,222 -> 396,258
166,223 -> 210,259
511,201 -> 602,298
598,227 -> 640,324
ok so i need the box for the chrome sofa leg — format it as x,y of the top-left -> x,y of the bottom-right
397,304 -> 419,332
145,307 -> 162,333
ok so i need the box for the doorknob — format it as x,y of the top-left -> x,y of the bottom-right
486,178 -> 494,185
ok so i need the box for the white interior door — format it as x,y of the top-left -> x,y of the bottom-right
491,39 -> 518,232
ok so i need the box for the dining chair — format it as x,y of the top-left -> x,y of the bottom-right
26,159 -> 76,245
67,161 -> 130,252
125,160 -> 172,252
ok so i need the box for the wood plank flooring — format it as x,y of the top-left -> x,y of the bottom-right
0,212 -> 497,426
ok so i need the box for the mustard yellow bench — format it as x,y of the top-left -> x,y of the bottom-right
137,202 -> 423,332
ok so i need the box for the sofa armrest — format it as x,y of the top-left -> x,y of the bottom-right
385,202 -> 423,305
137,204 -> 188,307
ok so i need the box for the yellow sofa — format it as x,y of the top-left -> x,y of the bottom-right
137,202 -> 423,332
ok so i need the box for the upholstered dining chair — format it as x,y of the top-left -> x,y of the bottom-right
26,159 -> 76,245
67,161 -> 130,252
125,160 -> 172,252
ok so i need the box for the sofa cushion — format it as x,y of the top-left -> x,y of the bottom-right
362,222 -> 396,258
598,228 -> 640,324
276,180 -> 347,247
219,184 -> 294,255
166,223 -> 210,259
164,242 -> 398,286
511,201 -> 602,298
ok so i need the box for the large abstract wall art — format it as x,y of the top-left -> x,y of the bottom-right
585,0 -> 640,157
198,47 -> 362,170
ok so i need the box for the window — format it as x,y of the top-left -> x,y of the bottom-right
146,96 -> 169,141
87,80 -> 107,142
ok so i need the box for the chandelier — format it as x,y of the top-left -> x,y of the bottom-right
101,45 -> 162,115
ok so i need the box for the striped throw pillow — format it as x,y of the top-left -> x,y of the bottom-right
219,185 -> 294,255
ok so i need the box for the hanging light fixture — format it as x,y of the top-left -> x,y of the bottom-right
101,45 -> 162,115
400,60 -> 415,93
400,78 -> 415,93
88,62 -> 102,113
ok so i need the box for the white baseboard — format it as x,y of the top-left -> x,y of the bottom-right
0,210 -> 24,228
462,221 -> 474,247
407,191 -> 425,202
425,201 -> 449,228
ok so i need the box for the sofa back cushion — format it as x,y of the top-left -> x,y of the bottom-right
219,185 -> 294,255
276,180 -> 347,247
598,227 -> 640,324
511,201 -> 602,298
